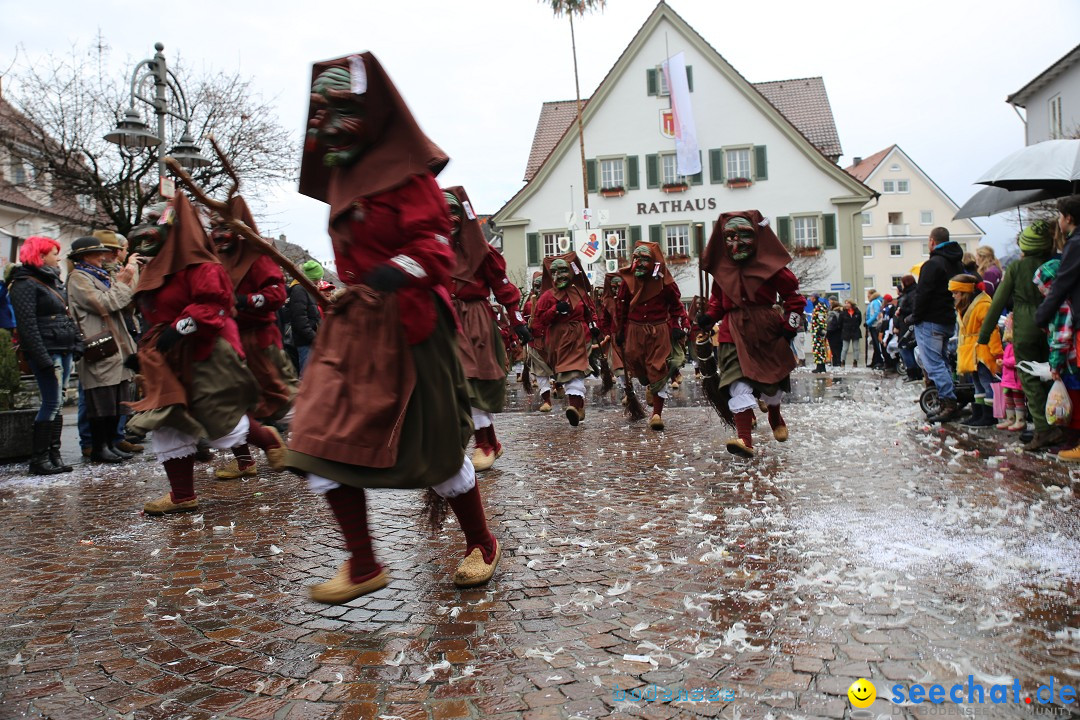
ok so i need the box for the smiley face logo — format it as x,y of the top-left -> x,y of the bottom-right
848,678 -> 876,708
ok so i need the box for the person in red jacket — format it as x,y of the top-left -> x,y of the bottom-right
597,272 -> 626,399
696,211 -> 804,456
615,243 -> 689,430
444,186 -> 531,471
126,194 -> 286,515
530,252 -> 599,426
210,195 -> 298,479
286,52 -> 500,604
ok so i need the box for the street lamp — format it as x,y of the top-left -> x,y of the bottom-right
104,42 -> 210,196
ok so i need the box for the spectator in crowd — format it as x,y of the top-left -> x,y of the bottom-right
864,289 -> 884,368
288,260 -> 324,376
975,246 -> 1003,297
66,237 -> 140,463
826,298 -> 843,367
877,294 -> 898,374
840,298 -> 862,368
980,221 -> 1058,450
810,297 -> 829,373
951,273 -> 1001,427
1035,195 -> 1080,335
7,236 -> 81,475
914,227 -> 964,423
894,274 -> 922,382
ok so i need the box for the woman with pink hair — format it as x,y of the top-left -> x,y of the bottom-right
7,236 -> 81,474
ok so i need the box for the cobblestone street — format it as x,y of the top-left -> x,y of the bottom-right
0,371 -> 1077,719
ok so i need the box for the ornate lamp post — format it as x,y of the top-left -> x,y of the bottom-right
104,42 -> 210,196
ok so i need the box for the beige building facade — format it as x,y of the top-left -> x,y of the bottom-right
847,145 -> 982,299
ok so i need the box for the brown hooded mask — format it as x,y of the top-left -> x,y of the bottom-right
443,185 -> 489,284
617,241 -> 676,309
298,52 -> 449,232
541,252 -> 592,307
135,192 -> 220,296
700,209 -> 791,304
215,194 -> 264,287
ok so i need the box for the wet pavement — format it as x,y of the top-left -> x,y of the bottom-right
0,369 -> 1077,720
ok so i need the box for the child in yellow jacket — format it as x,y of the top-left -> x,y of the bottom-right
951,274 -> 1002,427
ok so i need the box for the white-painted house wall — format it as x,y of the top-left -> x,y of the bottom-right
1023,61 -> 1080,145
499,13 -> 871,302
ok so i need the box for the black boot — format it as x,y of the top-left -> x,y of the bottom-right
813,363 -> 826,373
29,422 -> 64,475
929,398 -> 962,424
49,416 -> 73,472
960,403 -> 984,426
105,417 -> 132,459
90,418 -> 124,463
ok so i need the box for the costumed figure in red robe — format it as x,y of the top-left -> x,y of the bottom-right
126,195 -> 286,515
615,243 -> 689,431
597,272 -> 626,400
523,272 -> 556,411
696,211 -> 804,456
443,186 -> 531,472
530,252 -> 599,426
210,196 -> 299,479
286,53 -> 501,604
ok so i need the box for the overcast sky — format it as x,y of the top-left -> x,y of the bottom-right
3,0 -> 1077,263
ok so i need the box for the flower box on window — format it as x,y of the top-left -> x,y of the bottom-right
794,246 -> 822,257
666,253 -> 691,265
661,182 -> 688,193
600,186 -> 626,198
726,177 -> 752,189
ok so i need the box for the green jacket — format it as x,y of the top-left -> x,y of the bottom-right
978,251 -> 1051,359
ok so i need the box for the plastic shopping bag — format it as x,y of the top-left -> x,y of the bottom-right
1046,379 -> 1072,426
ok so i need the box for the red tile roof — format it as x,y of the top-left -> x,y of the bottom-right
844,145 -> 896,183
524,78 -> 843,182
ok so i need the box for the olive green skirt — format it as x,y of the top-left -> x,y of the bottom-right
466,321 -> 508,413
717,342 -> 788,397
286,309 -> 472,489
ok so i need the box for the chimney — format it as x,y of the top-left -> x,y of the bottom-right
853,156 -> 862,165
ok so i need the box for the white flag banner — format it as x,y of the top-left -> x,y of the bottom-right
662,52 -> 701,177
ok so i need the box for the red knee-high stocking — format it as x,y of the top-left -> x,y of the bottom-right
447,484 -> 497,563
652,394 -> 665,417
246,418 -> 281,451
325,486 -> 382,583
486,425 -> 502,454
568,395 -> 584,411
733,409 -> 754,448
164,456 -> 196,503
541,390 -> 551,406
767,404 -> 784,430
473,427 -> 491,452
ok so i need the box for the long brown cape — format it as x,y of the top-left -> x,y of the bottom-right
700,209 -> 791,304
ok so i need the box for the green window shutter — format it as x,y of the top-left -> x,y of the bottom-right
646,68 -> 657,96
527,233 -> 540,265
686,66 -> 693,92
693,223 -> 705,257
753,145 -> 768,181
646,154 -> 660,189
649,224 -> 662,247
626,155 -> 639,190
629,226 -> 642,245
709,149 -> 724,184
823,213 -> 837,249
776,216 -> 791,247
689,150 -> 704,185
586,159 -> 598,193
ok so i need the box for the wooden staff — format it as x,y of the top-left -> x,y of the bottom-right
164,145 -> 330,309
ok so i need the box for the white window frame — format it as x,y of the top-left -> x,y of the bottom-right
891,275 -> 905,291
599,156 -> 626,190
861,212 -> 872,226
920,210 -> 933,225
541,231 -> 565,259
723,145 -> 752,182
792,214 -> 821,249
864,275 -> 875,289
1050,94 -> 1063,139
897,179 -> 910,193
889,243 -> 903,257
664,223 -> 690,257
890,163 -> 901,172
603,226 -> 628,261
863,244 -> 874,258
921,243 -> 930,257
657,66 -> 670,96
882,180 -> 895,193
660,152 -> 684,186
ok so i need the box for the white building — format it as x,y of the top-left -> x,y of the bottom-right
1008,42 -> 1080,145
847,145 -> 982,298
493,1 -> 874,303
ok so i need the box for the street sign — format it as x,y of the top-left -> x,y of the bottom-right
159,177 -> 175,198
830,282 -> 851,291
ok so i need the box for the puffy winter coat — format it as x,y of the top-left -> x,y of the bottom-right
913,240 -> 964,327
287,280 -> 321,347
840,307 -> 863,341
8,264 -> 80,370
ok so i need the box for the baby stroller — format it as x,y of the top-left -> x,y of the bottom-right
917,339 -> 975,418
